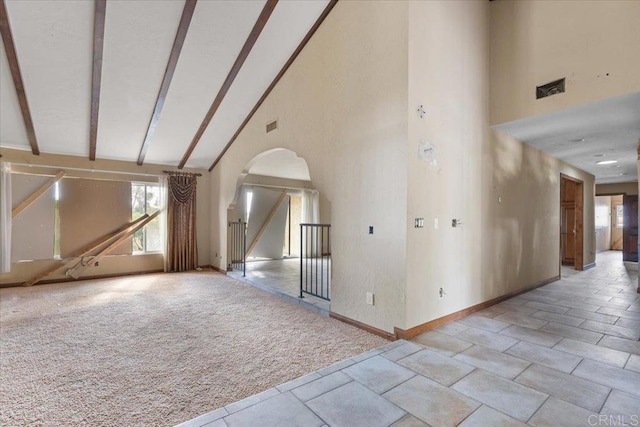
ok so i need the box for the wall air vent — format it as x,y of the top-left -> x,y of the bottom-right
536,78 -> 565,99
266,120 -> 278,133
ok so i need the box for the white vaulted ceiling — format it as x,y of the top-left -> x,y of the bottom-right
97,0 -> 185,162
0,0 -> 331,169
144,0 -> 267,167
187,0 -> 329,167
2,0 -> 94,156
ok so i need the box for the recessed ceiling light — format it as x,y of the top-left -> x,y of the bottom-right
596,160 -> 618,165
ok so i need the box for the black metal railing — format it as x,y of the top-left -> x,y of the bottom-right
229,221 -> 247,277
300,223 -> 331,301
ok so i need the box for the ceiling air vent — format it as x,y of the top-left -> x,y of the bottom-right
536,78 -> 565,99
266,120 -> 278,133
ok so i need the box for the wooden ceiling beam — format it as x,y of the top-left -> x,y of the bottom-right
89,0 -> 106,161
178,0 -> 279,169
0,0 -> 40,155
137,0 -> 197,166
208,0 -> 338,172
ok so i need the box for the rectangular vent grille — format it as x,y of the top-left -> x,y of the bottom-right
536,78 -> 565,99
266,120 -> 278,133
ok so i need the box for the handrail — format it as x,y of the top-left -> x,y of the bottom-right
300,223 -> 331,301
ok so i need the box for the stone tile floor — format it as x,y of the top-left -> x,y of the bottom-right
179,251 -> 639,426
228,258 -> 331,315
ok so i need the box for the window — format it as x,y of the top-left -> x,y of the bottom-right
132,183 -> 162,253
54,181 -> 60,258
616,204 -> 624,228
245,189 -> 253,223
595,204 -> 609,228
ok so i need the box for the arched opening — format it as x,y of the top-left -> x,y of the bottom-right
226,148 -> 332,312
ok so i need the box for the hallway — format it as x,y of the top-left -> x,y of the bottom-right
180,251 -> 639,426
565,250 -> 634,285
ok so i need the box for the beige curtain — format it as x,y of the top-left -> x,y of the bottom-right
166,173 -> 198,272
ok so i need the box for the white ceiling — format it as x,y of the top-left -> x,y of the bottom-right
2,0 -> 94,157
0,0 -> 330,169
494,92 -> 640,184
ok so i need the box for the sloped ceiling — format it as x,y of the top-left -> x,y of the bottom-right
494,92 -> 640,184
0,0 -> 331,169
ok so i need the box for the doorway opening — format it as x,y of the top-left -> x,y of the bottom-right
595,191 -> 638,267
226,149 -> 331,314
560,174 -> 584,271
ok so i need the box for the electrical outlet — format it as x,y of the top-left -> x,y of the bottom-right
414,218 -> 424,228
366,292 -> 375,305
434,218 -> 439,229
439,287 -> 445,299
369,226 -> 374,234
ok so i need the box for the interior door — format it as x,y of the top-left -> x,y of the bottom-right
561,202 -> 576,265
623,195 -> 638,262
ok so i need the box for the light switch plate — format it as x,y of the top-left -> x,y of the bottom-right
434,218 -> 439,229
366,292 -> 374,305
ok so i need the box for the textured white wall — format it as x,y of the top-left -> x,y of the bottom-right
210,1 -> 409,333
211,0 -> 601,332
405,0 -> 596,329
490,0 -> 640,125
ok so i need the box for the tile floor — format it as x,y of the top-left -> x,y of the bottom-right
180,251 -> 639,426
228,258 -> 331,315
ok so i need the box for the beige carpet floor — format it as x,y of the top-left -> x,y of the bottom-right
0,272 -> 386,426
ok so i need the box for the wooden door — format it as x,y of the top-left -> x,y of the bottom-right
623,195 -> 638,262
561,202 -> 576,265
560,175 -> 584,270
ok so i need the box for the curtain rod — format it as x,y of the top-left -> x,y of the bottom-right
10,162 -> 162,177
163,170 -> 202,177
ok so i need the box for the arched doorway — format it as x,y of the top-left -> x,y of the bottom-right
227,149 -> 331,313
